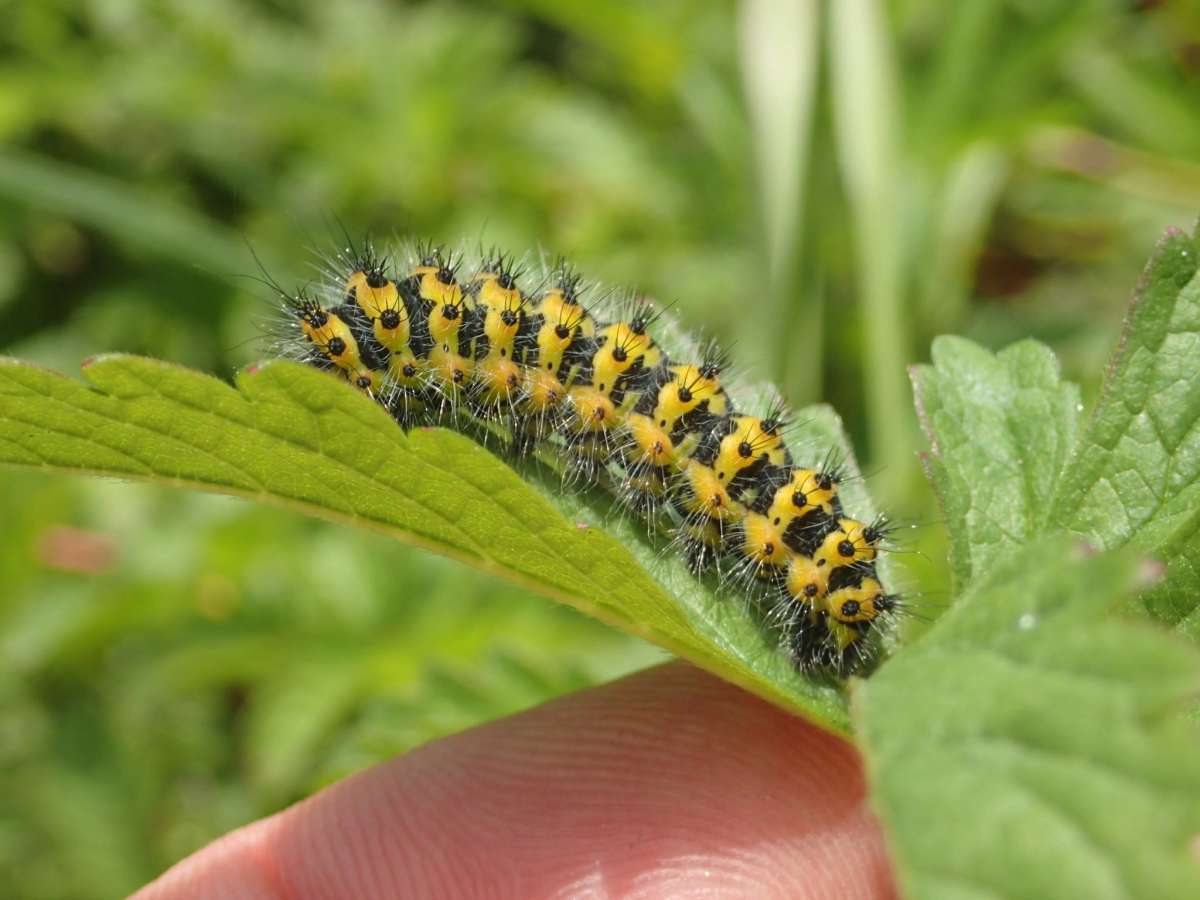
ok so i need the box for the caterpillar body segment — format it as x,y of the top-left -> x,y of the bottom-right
277,239 -> 898,674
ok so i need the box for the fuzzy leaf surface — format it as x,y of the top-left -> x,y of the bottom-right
1048,226 -> 1200,639
859,540 -> 1200,900
0,354 -> 887,733
911,336 -> 1080,588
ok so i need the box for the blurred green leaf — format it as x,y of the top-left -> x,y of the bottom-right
244,653 -> 365,802
17,763 -> 151,897
860,540 -> 1200,900
0,149 -> 250,275
0,354 -> 890,733
918,141 -> 1010,332
1063,44 -> 1200,158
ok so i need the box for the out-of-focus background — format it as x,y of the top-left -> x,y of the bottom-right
1,1 -> 1198,894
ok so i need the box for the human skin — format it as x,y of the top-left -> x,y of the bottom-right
133,661 -> 895,899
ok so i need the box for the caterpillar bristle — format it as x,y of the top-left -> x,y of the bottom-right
264,236 -> 903,676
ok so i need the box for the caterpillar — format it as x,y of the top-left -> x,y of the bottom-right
265,236 -> 901,675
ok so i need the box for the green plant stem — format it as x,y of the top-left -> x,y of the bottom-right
828,0 -> 911,501
738,0 -> 822,402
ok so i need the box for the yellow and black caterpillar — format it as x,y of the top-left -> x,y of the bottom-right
272,238 -> 899,674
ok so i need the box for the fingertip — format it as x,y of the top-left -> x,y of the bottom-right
137,662 -> 894,899
132,816 -> 284,900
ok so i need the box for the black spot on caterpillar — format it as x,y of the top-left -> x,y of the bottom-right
264,236 -> 902,674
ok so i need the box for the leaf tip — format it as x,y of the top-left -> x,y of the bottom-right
1142,225 -> 1200,289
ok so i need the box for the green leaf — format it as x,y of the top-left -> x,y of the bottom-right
1051,225 -> 1200,637
914,226 -> 1200,640
0,149 -> 251,275
0,354 -> 887,733
911,336 -> 1081,588
858,540 -> 1200,900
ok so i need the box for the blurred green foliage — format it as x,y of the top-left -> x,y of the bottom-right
0,0 -> 1198,895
